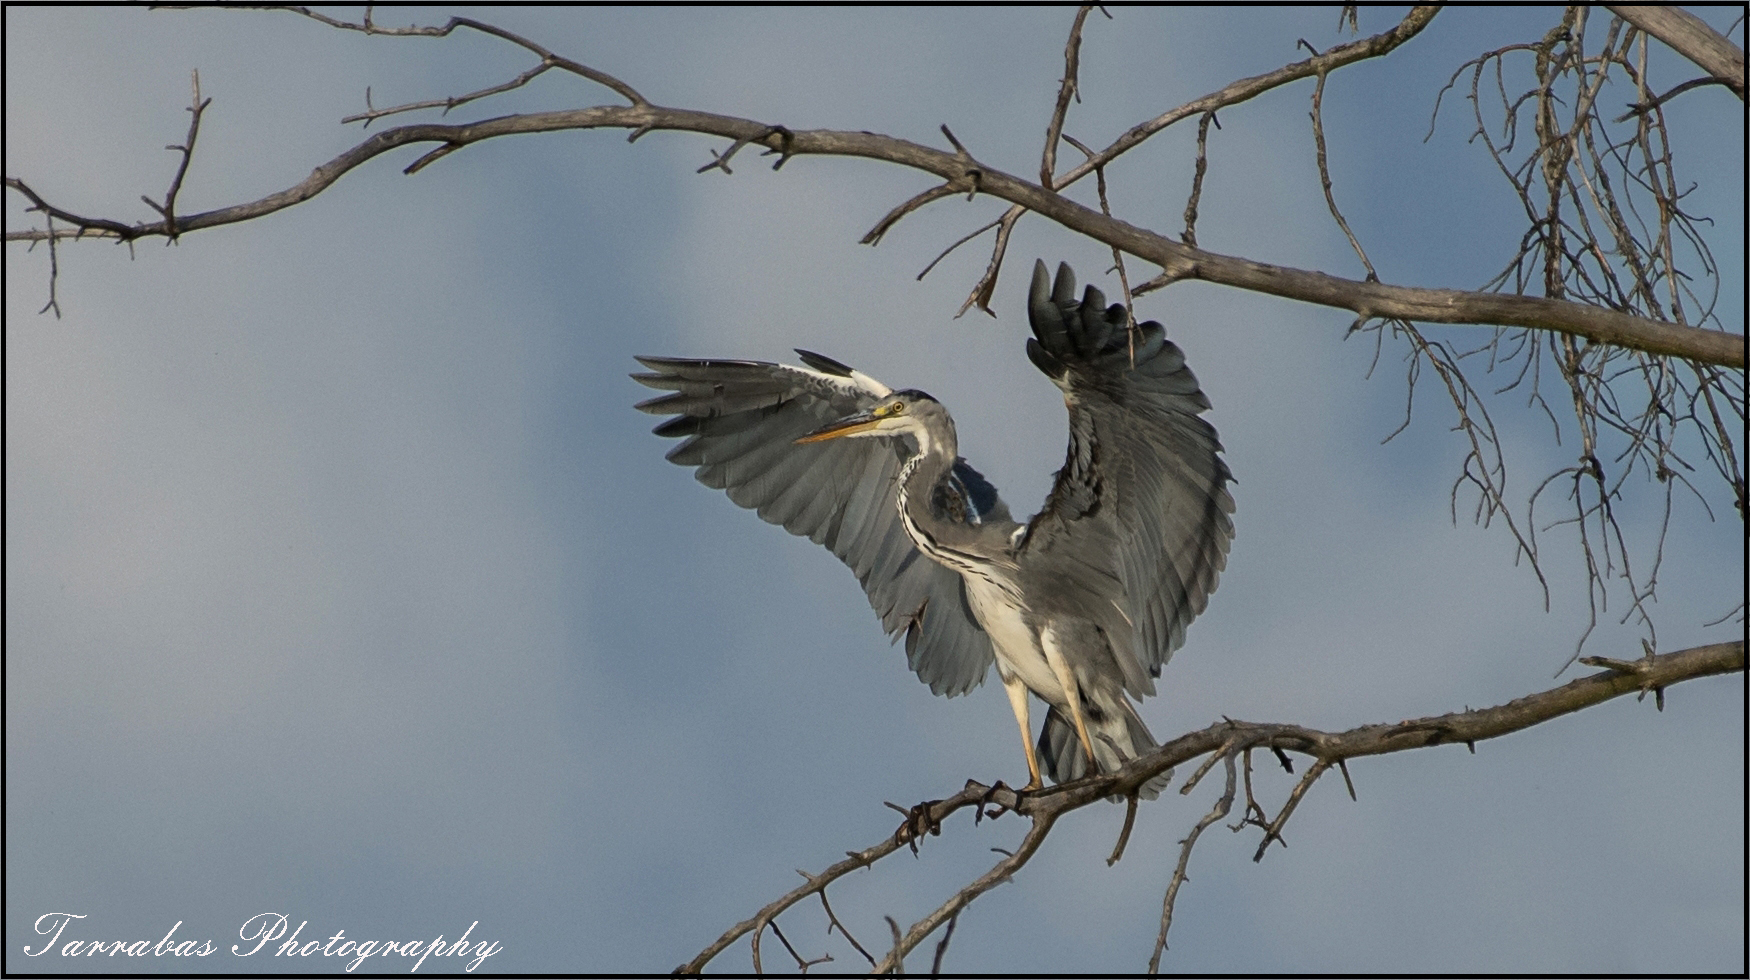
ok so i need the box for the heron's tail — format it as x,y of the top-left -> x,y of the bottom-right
1038,699 -> 1172,800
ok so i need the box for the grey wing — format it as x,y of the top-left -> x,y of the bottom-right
1019,261 -> 1235,695
633,350 -> 1005,696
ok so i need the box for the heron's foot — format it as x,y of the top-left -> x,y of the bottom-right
887,799 -> 943,854
975,780 -> 1025,823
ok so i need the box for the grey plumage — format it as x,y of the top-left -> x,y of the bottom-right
632,355 -> 1005,697
634,261 -> 1234,797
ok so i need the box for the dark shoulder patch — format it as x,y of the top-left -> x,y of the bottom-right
951,459 -> 1002,522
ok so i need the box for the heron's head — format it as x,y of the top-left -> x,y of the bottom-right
795,389 -> 952,456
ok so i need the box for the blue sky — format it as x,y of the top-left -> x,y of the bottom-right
7,6 -> 1743,974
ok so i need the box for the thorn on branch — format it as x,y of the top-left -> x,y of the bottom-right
698,125 -> 793,176
940,123 -> 971,158
1180,741 -> 1233,795
1132,270 -> 1184,297
1579,638 -> 1667,710
939,125 -> 983,199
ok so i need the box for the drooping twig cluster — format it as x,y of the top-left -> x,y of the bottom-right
1412,6 -> 1746,663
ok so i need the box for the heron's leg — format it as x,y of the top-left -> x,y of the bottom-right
1040,624 -> 1098,769
999,670 -> 1043,792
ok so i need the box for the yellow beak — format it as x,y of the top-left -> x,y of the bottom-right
795,411 -> 882,444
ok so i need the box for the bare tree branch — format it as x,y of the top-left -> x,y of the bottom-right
1149,748 -> 1236,973
7,99 -> 1736,367
6,10 -> 1740,973
1039,6 -> 1094,190
138,69 -> 212,239
681,641 -> 1741,973
1606,5 -> 1746,97
255,6 -> 651,108
11,5 -> 1735,368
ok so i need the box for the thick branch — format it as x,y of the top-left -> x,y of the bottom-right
1607,5 -> 1746,98
9,105 -> 1738,368
684,641 -> 1740,973
1098,641 -> 1742,798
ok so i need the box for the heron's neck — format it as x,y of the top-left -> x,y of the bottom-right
894,430 -> 988,576
898,444 -> 956,504
908,418 -> 955,466
897,419 -> 958,516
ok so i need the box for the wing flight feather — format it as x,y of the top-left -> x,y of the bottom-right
1019,261 -> 1235,694
634,353 -> 1005,696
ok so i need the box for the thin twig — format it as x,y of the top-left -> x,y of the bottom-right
1180,111 -> 1218,247
139,70 -> 211,239
1150,751 -> 1237,974
929,913 -> 959,977
954,210 -> 1018,318
915,217 -> 1002,281
816,887 -> 875,968
263,7 -> 651,107
884,916 -> 905,976
1040,6 -> 1094,190
1107,794 -> 1140,866
1253,759 -> 1332,861
863,184 -> 962,247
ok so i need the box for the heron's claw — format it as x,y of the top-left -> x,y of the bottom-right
975,780 -> 1021,823
888,799 -> 943,854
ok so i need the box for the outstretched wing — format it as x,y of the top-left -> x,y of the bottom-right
1019,261 -> 1235,695
633,351 -> 1008,696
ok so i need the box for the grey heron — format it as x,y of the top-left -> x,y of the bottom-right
633,261 -> 1233,796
